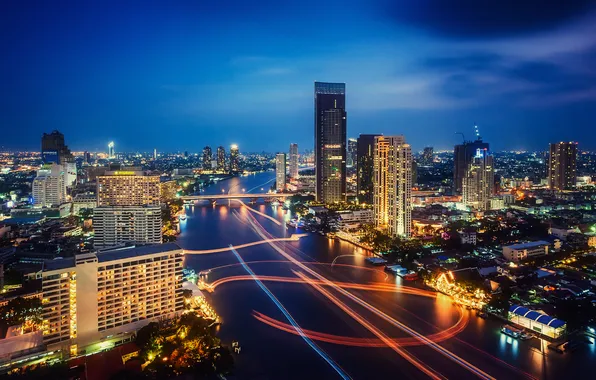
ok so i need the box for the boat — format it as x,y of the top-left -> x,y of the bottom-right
365,257 -> 387,266
501,324 -> 522,338
178,214 -> 187,221
385,265 -> 408,276
403,272 -> 419,281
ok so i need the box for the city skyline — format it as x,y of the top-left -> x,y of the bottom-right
2,1 -> 596,152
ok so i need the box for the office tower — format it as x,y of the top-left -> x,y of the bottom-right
462,148 -> 494,211
373,136 -> 412,238
41,243 -> 184,355
217,146 -> 226,172
108,142 -> 115,159
84,151 -> 91,165
454,138 -> 489,194
289,143 -> 299,178
32,164 -> 66,207
314,81 -> 347,203
347,138 -> 357,167
422,147 -> 433,164
230,144 -> 240,173
93,206 -> 162,248
41,130 -> 74,164
548,142 -> 578,191
276,153 -> 286,191
96,171 -> 160,206
356,134 -> 382,204
153,148 -> 157,160
202,146 -> 213,170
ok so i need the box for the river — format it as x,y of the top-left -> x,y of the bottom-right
177,171 -> 594,379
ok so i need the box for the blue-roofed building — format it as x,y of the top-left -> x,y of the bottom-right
508,304 -> 566,339
503,241 -> 549,262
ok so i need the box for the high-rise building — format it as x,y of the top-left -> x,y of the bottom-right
356,134 -> 382,204
217,146 -> 226,172
454,138 -> 489,194
41,130 -> 74,164
230,144 -> 240,173
153,148 -> 157,160
275,153 -> 286,191
32,164 -> 66,207
96,171 -> 160,207
41,243 -> 184,355
548,142 -> 578,191
289,143 -> 299,178
347,138 -> 357,167
93,206 -> 162,248
462,148 -> 495,211
422,147 -> 433,164
314,81 -> 346,203
412,160 -> 418,185
373,136 -> 412,238
108,142 -> 115,159
202,146 -> 212,170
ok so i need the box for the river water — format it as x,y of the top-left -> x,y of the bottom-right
177,171 -> 594,379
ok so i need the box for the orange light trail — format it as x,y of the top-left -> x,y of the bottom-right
183,235 -> 306,254
232,199 -> 282,225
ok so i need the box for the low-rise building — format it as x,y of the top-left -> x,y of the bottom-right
502,241 -> 549,262
508,305 -> 566,339
72,194 -> 97,215
337,209 -> 373,230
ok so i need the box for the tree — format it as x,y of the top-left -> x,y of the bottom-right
0,297 -> 42,329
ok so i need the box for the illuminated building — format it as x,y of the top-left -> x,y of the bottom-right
41,130 -> 74,165
41,243 -> 184,355
72,193 -> 97,215
108,142 -> 115,159
373,136 -> 412,238
314,81 -> 346,203
230,144 -> 240,173
97,171 -> 160,206
217,146 -> 226,172
289,143 -> 299,178
548,142 -> 577,191
422,147 -> 433,164
275,153 -> 286,191
508,305 -> 565,339
462,148 -> 494,211
202,146 -> 213,170
454,137 -> 489,194
357,134 -> 381,204
93,206 -> 162,248
32,164 -> 66,208
347,138 -> 357,167
502,241 -> 549,262
153,148 -> 157,160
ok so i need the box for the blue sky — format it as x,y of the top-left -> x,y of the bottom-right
1,0 -> 595,152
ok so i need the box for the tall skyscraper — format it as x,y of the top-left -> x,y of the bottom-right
275,153 -> 286,191
548,142 -> 578,191
108,142 -> 115,159
454,138 -> 489,194
373,136 -> 412,238
41,244 -> 184,355
202,146 -> 213,170
356,134 -> 382,204
462,148 -> 495,211
32,164 -> 66,207
217,146 -> 226,172
41,130 -> 74,164
347,138 -> 357,167
422,147 -> 434,164
153,148 -> 157,160
314,81 -> 346,203
230,144 -> 240,173
289,143 -> 299,178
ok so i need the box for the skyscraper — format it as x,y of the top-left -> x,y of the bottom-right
275,153 -> 286,191
462,148 -> 495,211
454,138 -> 489,194
289,143 -> 299,178
217,146 -> 226,172
373,136 -> 412,238
422,147 -> 433,164
153,148 -> 157,160
548,142 -> 578,191
356,134 -> 382,204
314,81 -> 346,203
347,138 -> 357,167
108,142 -> 115,159
32,164 -> 66,207
202,146 -> 213,170
96,170 -> 160,206
41,130 -> 74,164
230,144 -> 240,173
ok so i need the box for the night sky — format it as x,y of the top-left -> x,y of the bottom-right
2,0 -> 595,152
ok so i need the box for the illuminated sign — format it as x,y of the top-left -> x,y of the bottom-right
324,144 -> 341,149
113,171 -> 136,175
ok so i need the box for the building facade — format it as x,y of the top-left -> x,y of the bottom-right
97,171 -> 160,207
229,145 -> 240,173
502,241 -> 549,262
289,143 -> 299,178
41,244 -> 184,355
356,134 -> 381,205
548,142 -> 578,191
93,206 -> 162,249
202,146 -> 213,171
32,164 -> 66,208
373,136 -> 412,238
217,146 -> 226,172
108,142 -> 115,159
422,147 -> 433,165
275,153 -> 286,191
347,138 -> 357,167
314,82 -> 346,204
454,139 -> 489,194
462,148 -> 495,211
41,130 -> 74,165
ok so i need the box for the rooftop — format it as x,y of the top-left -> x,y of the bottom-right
505,241 -> 549,250
509,305 -> 566,329
97,242 -> 182,262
